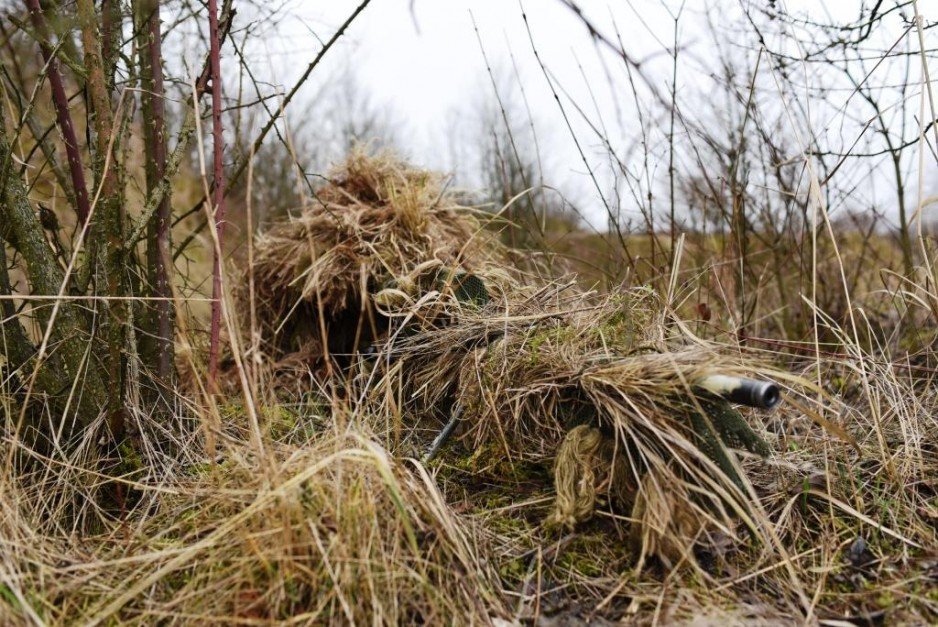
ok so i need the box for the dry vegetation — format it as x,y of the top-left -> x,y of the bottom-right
3,153 -> 936,625
1,1 -> 937,625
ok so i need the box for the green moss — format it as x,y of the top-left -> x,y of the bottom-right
188,458 -> 234,476
557,553 -> 600,578
526,325 -> 578,355
257,400 -> 329,443
117,439 -> 144,475
555,533 -> 617,578
265,404 -> 300,441
443,440 -> 548,485
218,401 -> 243,421
218,400 -> 326,443
876,590 -> 897,608
926,585 -> 938,602
522,297 -> 653,367
497,555 -> 529,583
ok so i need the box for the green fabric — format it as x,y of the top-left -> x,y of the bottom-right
686,398 -> 770,493
433,269 -> 490,307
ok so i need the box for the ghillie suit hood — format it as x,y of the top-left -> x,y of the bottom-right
243,152 -> 504,388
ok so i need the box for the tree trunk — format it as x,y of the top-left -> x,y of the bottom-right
0,134 -> 107,432
136,0 -> 175,400
24,0 -> 91,226
76,0 -> 126,438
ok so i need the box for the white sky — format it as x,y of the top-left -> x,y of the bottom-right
240,0 -> 938,227
277,1 -> 679,190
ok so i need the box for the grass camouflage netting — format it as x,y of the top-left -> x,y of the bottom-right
360,279 -> 775,568
244,151 -> 505,380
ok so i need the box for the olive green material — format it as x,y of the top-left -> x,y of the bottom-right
686,398 -> 770,493
433,269 -> 490,307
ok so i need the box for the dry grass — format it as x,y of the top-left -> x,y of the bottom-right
1,154 -> 936,625
0,422 -> 505,624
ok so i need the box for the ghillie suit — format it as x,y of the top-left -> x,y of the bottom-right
243,152 -> 504,389
244,153 -> 775,568
362,279 -> 775,569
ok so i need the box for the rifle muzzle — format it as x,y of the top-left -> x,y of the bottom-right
695,375 -> 782,409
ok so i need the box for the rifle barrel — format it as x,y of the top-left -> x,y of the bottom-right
696,375 -> 782,409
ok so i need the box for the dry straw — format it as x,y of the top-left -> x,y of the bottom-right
0,430 -> 505,624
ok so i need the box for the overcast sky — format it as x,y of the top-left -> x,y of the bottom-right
270,1 -> 695,200
229,0 -> 938,228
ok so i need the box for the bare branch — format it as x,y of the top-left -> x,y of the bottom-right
24,0 -> 91,225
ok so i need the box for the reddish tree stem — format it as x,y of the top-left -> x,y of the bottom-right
207,0 -> 226,389
24,0 -> 91,226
